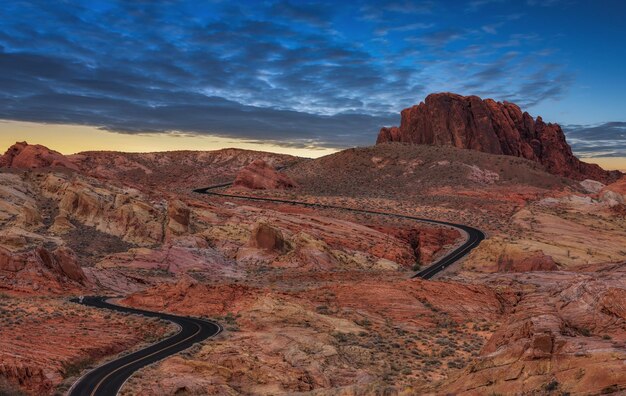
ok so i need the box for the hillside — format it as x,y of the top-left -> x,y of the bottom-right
286,143 -> 574,199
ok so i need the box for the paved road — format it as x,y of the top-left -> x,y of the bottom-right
68,180 -> 483,395
194,184 -> 485,279
68,297 -> 221,396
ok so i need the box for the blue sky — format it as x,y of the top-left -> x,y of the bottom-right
0,0 -> 624,156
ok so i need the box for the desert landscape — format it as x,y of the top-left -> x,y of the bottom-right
1,93 -> 625,395
2,1 -> 626,394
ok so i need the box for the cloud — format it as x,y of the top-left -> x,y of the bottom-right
467,0 -> 505,11
416,29 -> 466,47
0,0 -> 598,150
268,1 -> 333,27
374,22 -> 434,37
0,88 -> 397,148
360,1 -> 434,21
526,0 -> 564,6
564,122 -> 626,157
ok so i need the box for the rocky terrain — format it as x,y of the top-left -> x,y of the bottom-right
0,120 -> 625,396
378,93 -> 621,183
0,296 -> 175,394
233,159 -> 297,190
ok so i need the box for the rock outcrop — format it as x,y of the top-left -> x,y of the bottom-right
0,142 -> 78,170
167,199 -> 191,236
443,272 -> 626,395
0,245 -> 87,292
601,176 -> 626,206
248,222 -> 288,252
466,237 -> 559,273
377,93 -> 621,183
41,173 -> 164,245
233,159 -> 296,190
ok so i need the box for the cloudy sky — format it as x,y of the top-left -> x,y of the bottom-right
0,0 -> 624,159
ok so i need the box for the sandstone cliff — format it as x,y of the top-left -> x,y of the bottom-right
377,93 -> 620,183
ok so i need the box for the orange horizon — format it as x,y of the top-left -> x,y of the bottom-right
1,119 -> 625,172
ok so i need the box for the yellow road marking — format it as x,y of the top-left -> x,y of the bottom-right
90,321 -> 202,396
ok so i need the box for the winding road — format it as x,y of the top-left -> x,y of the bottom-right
68,180 -> 484,395
193,183 -> 485,280
68,297 -> 221,396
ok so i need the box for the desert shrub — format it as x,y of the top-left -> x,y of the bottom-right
0,377 -> 26,396
601,384 -> 619,394
436,317 -> 457,329
315,305 -> 330,314
62,357 -> 93,378
224,312 -> 236,325
332,332 -> 352,344
447,359 -> 465,369
544,379 -> 559,391
439,347 -> 454,357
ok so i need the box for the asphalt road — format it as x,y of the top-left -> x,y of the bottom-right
67,297 -> 221,396
194,184 -> 485,279
67,180 -> 483,395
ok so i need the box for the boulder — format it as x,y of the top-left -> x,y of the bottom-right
249,222 -> 288,252
167,199 -> 191,235
233,160 -> 296,190
580,179 -> 605,194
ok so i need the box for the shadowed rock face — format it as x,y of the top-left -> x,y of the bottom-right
377,93 -> 621,183
249,222 -> 288,252
0,245 -> 87,286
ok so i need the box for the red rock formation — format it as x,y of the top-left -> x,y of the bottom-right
496,250 -> 558,272
0,142 -> 78,170
249,222 -> 288,252
0,245 -> 87,292
368,225 -> 460,265
37,246 -> 86,283
233,159 -> 296,190
377,93 -> 621,183
167,199 -> 191,236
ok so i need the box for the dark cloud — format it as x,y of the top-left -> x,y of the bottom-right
268,1 -> 333,27
0,0 -> 614,153
415,29 -> 466,47
564,122 -> 626,157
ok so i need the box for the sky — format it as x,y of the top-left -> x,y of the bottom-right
0,0 -> 624,164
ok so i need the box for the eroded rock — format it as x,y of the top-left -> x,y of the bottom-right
377,93 -> 621,183
233,159 -> 296,190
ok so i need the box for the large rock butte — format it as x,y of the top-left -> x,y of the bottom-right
377,93 -> 621,183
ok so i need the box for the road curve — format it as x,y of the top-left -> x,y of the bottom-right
68,297 -> 221,396
68,181 -> 482,394
194,184 -> 485,279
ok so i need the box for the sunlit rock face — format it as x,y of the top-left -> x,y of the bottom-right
377,93 -> 621,183
0,142 -> 78,170
233,159 -> 296,190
